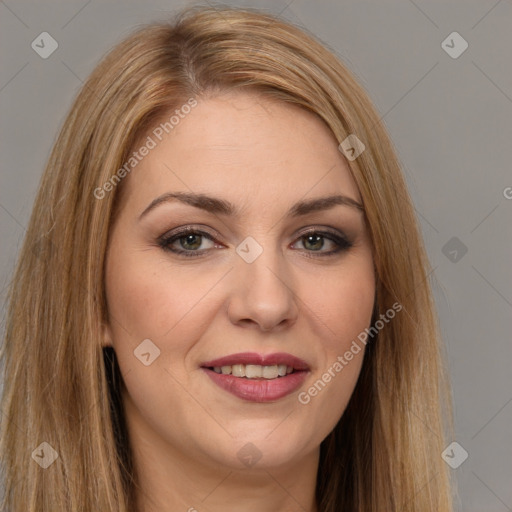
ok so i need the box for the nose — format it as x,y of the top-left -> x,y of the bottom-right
226,242 -> 299,332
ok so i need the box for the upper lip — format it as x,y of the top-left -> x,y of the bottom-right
201,352 -> 310,371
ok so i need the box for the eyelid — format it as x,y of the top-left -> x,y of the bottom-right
291,227 -> 352,254
159,224 -> 348,241
158,226 -> 221,247
295,226 -> 349,240
158,224 -> 353,257
158,225 -> 221,245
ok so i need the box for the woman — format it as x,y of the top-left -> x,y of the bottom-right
0,5 -> 454,511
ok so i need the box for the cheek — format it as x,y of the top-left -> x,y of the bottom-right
105,247 -> 218,344
295,255 -> 374,434
103,249 -> 221,429
308,255 -> 375,352
332,278 -> 374,346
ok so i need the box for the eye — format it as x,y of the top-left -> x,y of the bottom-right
158,227 -> 220,258
158,226 -> 353,258
291,228 -> 353,257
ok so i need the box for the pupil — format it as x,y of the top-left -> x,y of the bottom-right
182,234 -> 201,250
304,234 -> 323,250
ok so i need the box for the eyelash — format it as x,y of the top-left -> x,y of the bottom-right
157,226 -> 353,259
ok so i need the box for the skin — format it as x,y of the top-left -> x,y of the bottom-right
102,90 -> 375,512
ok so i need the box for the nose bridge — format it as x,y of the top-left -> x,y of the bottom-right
228,234 -> 298,330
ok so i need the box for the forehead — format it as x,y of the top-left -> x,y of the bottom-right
121,91 -> 360,214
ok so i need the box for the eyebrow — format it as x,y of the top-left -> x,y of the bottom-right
138,191 -> 364,221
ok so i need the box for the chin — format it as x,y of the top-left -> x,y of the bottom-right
204,428 -> 315,471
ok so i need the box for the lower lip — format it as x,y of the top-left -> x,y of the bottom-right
202,368 -> 308,402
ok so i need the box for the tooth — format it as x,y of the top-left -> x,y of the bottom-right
245,365 -> 262,379
262,365 -> 278,379
215,363 -> 294,379
231,364 -> 246,377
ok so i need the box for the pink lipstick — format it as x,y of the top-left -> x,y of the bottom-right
201,352 -> 309,403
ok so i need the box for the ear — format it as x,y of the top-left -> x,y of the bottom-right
100,321 -> 114,347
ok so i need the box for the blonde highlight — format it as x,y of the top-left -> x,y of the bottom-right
1,5 -> 453,511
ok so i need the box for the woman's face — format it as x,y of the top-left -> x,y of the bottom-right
103,91 -> 375,471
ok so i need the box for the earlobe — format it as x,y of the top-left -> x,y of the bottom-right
100,322 -> 114,347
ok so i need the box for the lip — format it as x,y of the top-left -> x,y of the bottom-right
201,352 -> 310,371
202,368 -> 308,402
200,352 -> 310,403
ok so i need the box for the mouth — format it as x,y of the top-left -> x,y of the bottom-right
200,352 -> 310,402
207,363 -> 296,379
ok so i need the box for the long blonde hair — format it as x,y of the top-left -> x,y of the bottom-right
0,5 -> 453,511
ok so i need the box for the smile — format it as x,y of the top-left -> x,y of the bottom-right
210,363 -> 294,379
201,352 -> 310,402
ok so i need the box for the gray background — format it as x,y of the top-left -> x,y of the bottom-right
1,0 -> 511,510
